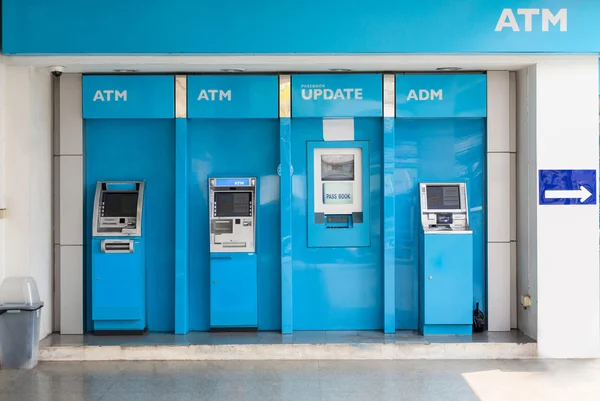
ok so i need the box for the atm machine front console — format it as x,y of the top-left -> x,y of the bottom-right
93,181 -> 144,238
420,182 -> 469,232
209,178 -> 256,253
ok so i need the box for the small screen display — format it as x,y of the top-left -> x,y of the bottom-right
102,192 -> 138,217
321,155 -> 354,181
215,192 -> 251,217
426,186 -> 461,210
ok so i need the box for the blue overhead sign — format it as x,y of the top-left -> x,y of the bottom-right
396,74 -> 487,118
539,170 -> 597,205
187,76 -> 279,119
292,74 -> 382,118
82,76 -> 174,119
5,1 -> 596,54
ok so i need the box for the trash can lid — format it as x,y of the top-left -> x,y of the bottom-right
0,276 -> 44,309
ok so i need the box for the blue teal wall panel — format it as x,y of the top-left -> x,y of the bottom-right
187,76 -> 279,119
280,118 -> 294,334
292,74 -> 382,118
85,119 -> 176,332
291,118 -> 383,330
394,119 -> 485,329
382,118 -> 396,334
82,76 -> 175,119
175,119 -> 190,334
187,119 -> 281,331
4,1 -> 597,54
396,75 -> 487,118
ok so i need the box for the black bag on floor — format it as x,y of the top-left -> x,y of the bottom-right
473,302 -> 485,332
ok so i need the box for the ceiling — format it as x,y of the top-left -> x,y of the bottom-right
2,54 -> 591,73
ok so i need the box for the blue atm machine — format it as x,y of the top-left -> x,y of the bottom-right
418,182 -> 473,335
209,177 -> 258,330
91,181 -> 146,334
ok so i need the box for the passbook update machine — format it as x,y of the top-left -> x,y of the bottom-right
91,181 -> 146,334
209,177 -> 258,330
418,182 -> 473,335
307,142 -> 370,247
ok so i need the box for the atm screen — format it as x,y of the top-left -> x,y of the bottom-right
426,186 -> 461,210
102,192 -> 138,217
321,155 -> 355,181
215,192 -> 251,217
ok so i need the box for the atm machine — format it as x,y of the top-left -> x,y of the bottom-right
91,181 -> 146,334
208,177 -> 258,330
418,182 -> 473,335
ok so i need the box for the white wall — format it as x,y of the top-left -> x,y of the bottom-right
516,66 -> 538,340
518,58 -> 600,358
1,65 -> 53,340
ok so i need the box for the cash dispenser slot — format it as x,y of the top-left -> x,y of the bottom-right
101,239 -> 134,253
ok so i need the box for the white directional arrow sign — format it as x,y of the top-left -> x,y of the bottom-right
545,186 -> 592,203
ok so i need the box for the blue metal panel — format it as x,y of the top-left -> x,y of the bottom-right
383,118 -> 396,334
175,119 -> 190,334
187,76 -> 279,119
539,169 -> 597,205
291,118 -> 382,330
292,75 -> 382,118
4,1 -> 599,54
91,238 -> 146,330
421,324 -> 473,335
85,119 -> 175,332
396,75 -> 487,118
395,119 -> 485,330
307,141 -> 371,248
280,118 -> 293,334
188,119 -> 281,331
82,76 -> 175,119
210,253 -> 258,327
420,233 -> 473,331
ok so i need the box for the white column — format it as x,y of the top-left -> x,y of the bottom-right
57,74 -> 84,334
487,71 -> 512,331
533,58 -> 600,358
3,66 -> 53,339
0,59 -> 6,283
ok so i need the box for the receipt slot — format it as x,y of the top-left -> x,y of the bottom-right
209,178 -> 258,329
91,181 -> 146,333
418,182 -> 474,335
307,141 -> 370,247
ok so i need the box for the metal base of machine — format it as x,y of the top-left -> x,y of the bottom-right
209,327 -> 258,333
93,328 -> 148,336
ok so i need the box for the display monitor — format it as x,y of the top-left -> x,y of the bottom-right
102,192 -> 138,217
215,192 -> 252,217
321,154 -> 355,181
426,185 -> 461,210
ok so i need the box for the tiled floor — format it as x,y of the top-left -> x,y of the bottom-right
1,359 -> 599,401
40,329 -> 534,347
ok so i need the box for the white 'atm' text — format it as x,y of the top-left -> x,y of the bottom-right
495,8 -> 567,32
93,90 -> 127,102
197,90 -> 232,101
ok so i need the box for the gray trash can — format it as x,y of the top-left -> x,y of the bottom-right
0,276 -> 44,370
